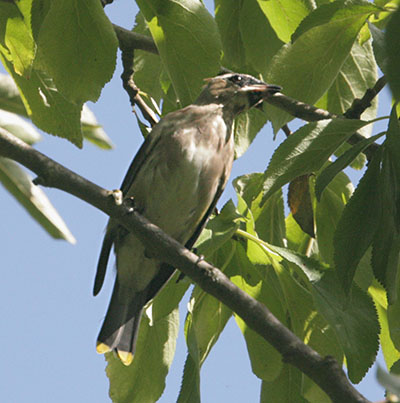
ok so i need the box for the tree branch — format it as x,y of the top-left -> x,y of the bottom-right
115,26 -> 159,127
0,128 -> 370,403
344,76 -> 387,119
113,24 -> 158,55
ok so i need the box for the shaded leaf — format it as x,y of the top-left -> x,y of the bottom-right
0,72 -> 27,116
0,109 -> 41,144
261,365 -> 308,403
315,170 -> 354,265
315,131 -> 384,201
369,22 -> 388,74
81,105 -> 114,150
0,157 -> 75,243
333,148 -> 383,293
261,118 -> 370,204
377,365 -> 400,396
195,200 -> 244,257
385,6 -> 400,101
233,107 -> 268,159
179,283 -> 232,402
288,174 -> 314,237
240,0 -> 284,74
234,172 -> 286,245
230,243 -> 284,381
312,272 -> 380,383
215,0 -> 246,71
372,148 -> 400,304
317,39 -> 378,142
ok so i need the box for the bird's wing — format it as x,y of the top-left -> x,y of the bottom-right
93,127 -> 163,296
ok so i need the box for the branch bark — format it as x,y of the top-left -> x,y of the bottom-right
0,127 -> 370,403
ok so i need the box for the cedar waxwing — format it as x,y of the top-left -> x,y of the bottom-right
94,72 -> 281,365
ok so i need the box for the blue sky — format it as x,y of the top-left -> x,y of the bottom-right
0,1 -> 389,402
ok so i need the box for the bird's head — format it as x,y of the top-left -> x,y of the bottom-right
195,73 -> 281,116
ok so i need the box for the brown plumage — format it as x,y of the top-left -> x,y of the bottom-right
94,73 -> 281,365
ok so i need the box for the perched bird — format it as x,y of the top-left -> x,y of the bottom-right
94,72 -> 281,365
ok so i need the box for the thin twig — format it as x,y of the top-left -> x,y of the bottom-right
344,76 -> 387,119
119,47 -> 158,127
0,128 -> 370,403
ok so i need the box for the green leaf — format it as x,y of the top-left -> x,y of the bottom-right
195,200 -> 244,257
177,354 -> 200,403
231,244 -> 284,381
0,58 -> 83,146
261,118 -> 370,204
385,6 -> 400,101
369,284 -> 400,369
0,1 -> 35,76
285,213 -> 313,254
315,171 -> 354,265
0,157 -> 75,243
261,365 -> 308,403
178,240 -> 237,403
315,132 -> 384,201
107,273 -> 188,403
257,0 -> 312,43
369,22 -> 387,74
316,39 -> 378,140
371,107 -> 400,303
234,173 -> 286,245
312,272 -> 379,383
215,0 -> 246,71
0,109 -> 41,144
178,285 -> 232,403
233,107 -> 268,159
136,0 -> 222,107
0,72 -> 27,116
240,0 -> 284,74
265,1 -> 379,129
35,0 -> 118,104
372,149 -> 400,304
81,105 -> 113,149
388,296 -> 400,351
132,12 -> 165,106
333,148 -> 383,293
272,265 -> 336,403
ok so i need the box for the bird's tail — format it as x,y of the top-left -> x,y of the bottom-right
96,280 -> 146,365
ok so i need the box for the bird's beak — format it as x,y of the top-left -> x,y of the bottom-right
240,83 -> 282,109
240,83 -> 282,96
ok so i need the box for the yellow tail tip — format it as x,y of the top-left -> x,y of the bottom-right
96,342 -> 111,354
117,350 -> 134,366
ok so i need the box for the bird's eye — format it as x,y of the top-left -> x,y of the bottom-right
229,74 -> 242,84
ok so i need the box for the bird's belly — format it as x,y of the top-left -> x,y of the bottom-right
117,139 -> 221,292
